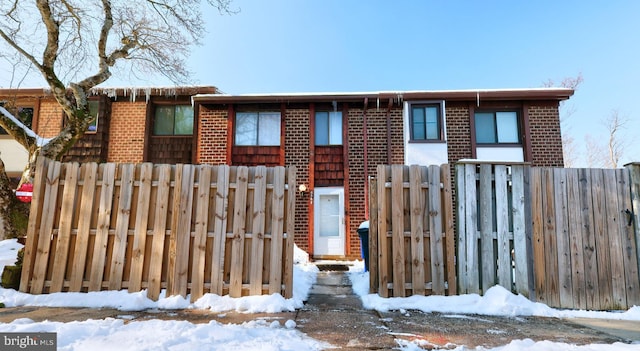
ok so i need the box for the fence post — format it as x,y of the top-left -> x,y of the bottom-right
369,177 -> 379,293
626,163 -> 640,281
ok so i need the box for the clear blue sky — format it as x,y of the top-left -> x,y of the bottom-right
186,0 -> 640,167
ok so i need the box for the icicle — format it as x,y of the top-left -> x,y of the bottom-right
376,98 -> 380,111
145,87 -> 152,103
477,91 -> 480,107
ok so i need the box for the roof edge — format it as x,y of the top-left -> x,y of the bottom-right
193,88 -> 574,104
0,85 -> 219,99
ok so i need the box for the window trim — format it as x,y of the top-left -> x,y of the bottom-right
0,102 -> 35,137
407,101 -> 446,143
315,110 -> 343,146
474,109 -> 522,146
233,111 -> 282,146
84,99 -> 100,134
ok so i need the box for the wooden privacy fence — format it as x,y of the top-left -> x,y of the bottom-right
20,157 -> 296,302
368,164 -> 456,298
456,161 -> 640,310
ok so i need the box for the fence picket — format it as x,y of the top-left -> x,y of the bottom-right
511,165 -> 528,296
167,164 -> 195,297
464,163 -> 479,294
409,165 -> 425,295
566,169 -> 586,309
391,165 -> 406,297
441,165 -> 456,295
50,162 -> 80,292
190,165 -> 212,301
250,166 -> 267,295
591,168 -> 612,309
428,165 -> 445,295
494,165 -> 511,289
69,162 -> 98,292
616,169 -> 640,306
268,167 -> 285,294
128,163 -> 153,293
88,163 -> 116,292
542,168 -> 560,307
479,164 -> 494,292
147,165 -> 172,300
377,165 -> 390,297
553,168 -> 574,308
108,164 -> 135,290
229,166 -> 249,297
210,165 -> 230,295
283,166 -> 296,298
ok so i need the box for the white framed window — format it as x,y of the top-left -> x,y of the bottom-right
410,103 -> 444,142
235,112 -> 281,146
475,111 -> 520,144
315,111 -> 342,145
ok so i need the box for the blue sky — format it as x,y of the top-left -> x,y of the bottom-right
186,0 -> 639,167
1,1 -> 637,167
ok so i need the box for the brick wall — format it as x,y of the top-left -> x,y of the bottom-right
528,103 -> 564,167
346,105 -> 404,259
284,109 -> 311,252
197,105 -> 228,165
107,101 -> 147,163
36,100 -> 63,138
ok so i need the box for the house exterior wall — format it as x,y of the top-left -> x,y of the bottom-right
107,101 -> 147,163
528,103 -> 564,167
197,105 -> 229,165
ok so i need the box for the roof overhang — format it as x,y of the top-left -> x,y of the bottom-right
193,88 -> 574,104
0,86 -> 220,99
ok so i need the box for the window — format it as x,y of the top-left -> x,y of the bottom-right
235,112 -> 280,146
153,105 -> 194,135
0,104 -> 33,135
475,111 -> 520,144
86,100 -> 99,133
315,111 -> 342,145
410,104 -> 443,141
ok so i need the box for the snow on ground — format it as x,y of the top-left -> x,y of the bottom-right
0,239 -> 639,350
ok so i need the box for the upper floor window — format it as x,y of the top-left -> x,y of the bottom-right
315,111 -> 342,145
410,103 -> 443,142
235,112 -> 280,146
153,105 -> 194,135
475,111 -> 520,144
0,104 -> 33,135
86,100 -> 99,133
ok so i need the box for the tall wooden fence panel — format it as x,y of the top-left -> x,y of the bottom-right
529,167 -> 639,310
456,162 -> 531,297
457,161 -> 640,310
369,164 -> 456,298
20,157 -> 296,301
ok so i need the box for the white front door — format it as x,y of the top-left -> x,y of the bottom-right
314,187 -> 345,256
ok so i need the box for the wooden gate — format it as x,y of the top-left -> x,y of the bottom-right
20,157 -> 296,301
456,161 -> 640,310
368,164 -> 456,298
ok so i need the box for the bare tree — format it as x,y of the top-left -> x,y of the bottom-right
0,0 -> 235,239
542,73 -> 583,167
603,109 -> 629,168
582,110 -> 629,168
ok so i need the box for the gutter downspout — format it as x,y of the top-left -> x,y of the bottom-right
386,98 -> 393,164
363,98 -> 369,220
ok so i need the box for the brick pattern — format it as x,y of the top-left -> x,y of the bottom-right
36,100 -> 63,138
444,105 -> 473,165
107,101 -> 147,163
197,106 -> 228,165
528,104 -> 564,167
284,109 -> 311,252
346,105 -> 405,258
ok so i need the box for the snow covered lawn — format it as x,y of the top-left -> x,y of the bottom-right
0,239 -> 639,350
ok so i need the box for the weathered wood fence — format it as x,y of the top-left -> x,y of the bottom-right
456,161 -> 640,310
20,157 -> 296,301
368,164 -> 457,297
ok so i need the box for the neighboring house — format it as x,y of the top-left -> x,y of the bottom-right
0,86 -> 573,259
0,86 -> 219,181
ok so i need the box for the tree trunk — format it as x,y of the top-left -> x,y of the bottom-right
0,159 -> 29,240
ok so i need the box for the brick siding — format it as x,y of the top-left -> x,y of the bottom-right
528,103 -> 565,167
197,105 -> 228,165
107,101 -> 147,163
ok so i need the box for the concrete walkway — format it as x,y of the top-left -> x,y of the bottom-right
0,266 -> 638,350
